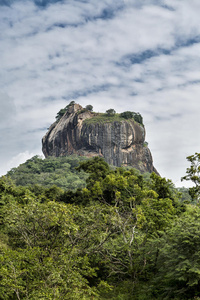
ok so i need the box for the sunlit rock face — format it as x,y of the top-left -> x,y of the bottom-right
42,104 -> 158,174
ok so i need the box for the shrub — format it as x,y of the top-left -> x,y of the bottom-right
85,105 -> 93,111
105,109 -> 116,116
120,111 -> 134,119
55,101 -> 75,121
133,112 -> 143,125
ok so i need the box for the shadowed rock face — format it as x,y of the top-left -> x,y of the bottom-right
42,104 -> 158,174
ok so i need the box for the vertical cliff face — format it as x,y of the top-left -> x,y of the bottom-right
42,104 -> 158,174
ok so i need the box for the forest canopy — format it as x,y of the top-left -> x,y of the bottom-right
0,155 -> 198,300
6,155 -> 89,191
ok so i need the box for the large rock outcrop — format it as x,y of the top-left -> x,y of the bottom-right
42,104 -> 158,174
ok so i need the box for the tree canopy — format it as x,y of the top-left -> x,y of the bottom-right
0,154 -> 197,299
85,104 -> 93,111
181,152 -> 200,202
6,155 -> 88,191
105,109 -> 116,116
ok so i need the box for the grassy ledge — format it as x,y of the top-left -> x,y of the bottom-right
82,113 -> 135,125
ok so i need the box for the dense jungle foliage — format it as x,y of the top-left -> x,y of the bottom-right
1,155 -> 200,299
6,155 -> 89,191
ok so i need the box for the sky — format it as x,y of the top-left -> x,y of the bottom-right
0,0 -> 200,187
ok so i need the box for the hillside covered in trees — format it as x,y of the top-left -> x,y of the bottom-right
6,155 -> 89,191
1,154 -> 200,299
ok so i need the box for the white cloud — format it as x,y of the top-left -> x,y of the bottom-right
0,93 -> 16,126
0,150 -> 44,176
0,0 -> 200,186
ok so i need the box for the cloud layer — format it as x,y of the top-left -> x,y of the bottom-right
0,0 -> 200,186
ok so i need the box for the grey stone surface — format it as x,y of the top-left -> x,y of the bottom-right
42,104 -> 158,174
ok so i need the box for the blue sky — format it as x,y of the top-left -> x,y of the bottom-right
0,0 -> 200,187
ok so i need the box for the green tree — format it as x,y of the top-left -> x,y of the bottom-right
55,108 -> 67,121
6,155 -> 88,191
85,105 -> 93,111
133,112 -> 143,125
150,205 -> 200,299
181,152 -> 200,202
1,197 -> 115,299
75,163 -> 181,296
55,101 -> 75,121
1,156 -> 190,299
120,111 -> 134,119
76,156 -> 110,188
105,109 -> 116,116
